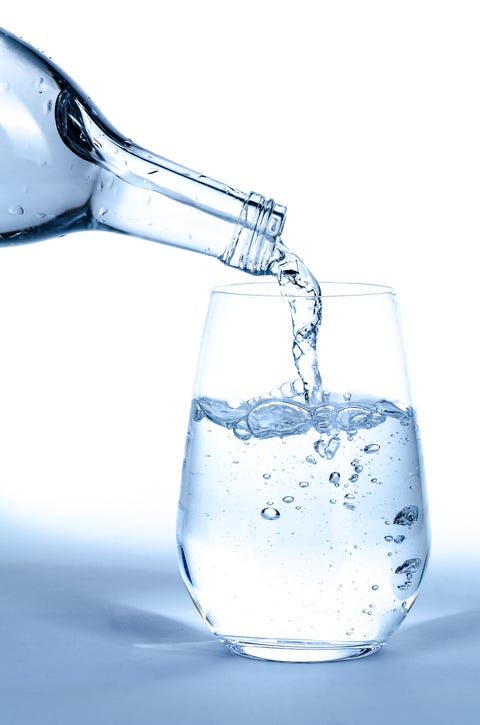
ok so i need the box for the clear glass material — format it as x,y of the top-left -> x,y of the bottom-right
0,28 -> 285,272
177,282 -> 430,663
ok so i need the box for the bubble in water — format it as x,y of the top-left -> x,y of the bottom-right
8,205 -> 24,215
344,493 -> 355,500
329,471 -> 341,486
305,455 -> 316,465
395,558 -> 422,575
330,499 -> 337,504
349,474 -> 358,483
324,435 -> 340,460
261,507 -> 280,521
247,400 -> 311,439
364,443 -> 380,453
394,535 -> 406,544
283,496 -> 294,504
343,502 -> 355,510
313,405 -> 336,432
371,585 -> 379,591
384,535 -> 393,542
299,481 -> 309,488
394,506 -> 419,527
192,401 -> 205,421
263,473 -> 271,480
233,420 -> 251,440
343,392 -> 352,402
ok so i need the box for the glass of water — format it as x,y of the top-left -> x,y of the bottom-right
177,282 -> 430,662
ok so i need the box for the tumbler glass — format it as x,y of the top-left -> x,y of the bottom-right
177,282 -> 430,662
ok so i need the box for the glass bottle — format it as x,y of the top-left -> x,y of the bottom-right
0,27 -> 286,273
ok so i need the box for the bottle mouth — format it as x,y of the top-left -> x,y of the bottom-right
222,192 -> 287,273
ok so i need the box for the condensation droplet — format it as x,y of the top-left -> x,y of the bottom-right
261,507 -> 280,521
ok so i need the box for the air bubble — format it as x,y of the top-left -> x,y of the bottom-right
395,558 -> 422,575
283,496 -> 294,504
384,535 -> 393,542
325,436 -> 340,459
299,481 -> 309,488
371,585 -> 379,591
233,420 -> 251,440
394,535 -> 406,544
343,392 -> 352,402
364,443 -> 380,453
305,455 -> 316,465
329,471 -> 341,486
263,473 -> 271,480
394,506 -> 419,527
349,474 -> 358,483
329,499 -> 337,504
8,205 -> 24,215
261,507 -> 280,521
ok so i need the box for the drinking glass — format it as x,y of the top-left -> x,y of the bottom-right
177,282 -> 430,662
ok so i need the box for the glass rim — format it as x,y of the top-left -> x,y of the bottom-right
211,281 -> 396,299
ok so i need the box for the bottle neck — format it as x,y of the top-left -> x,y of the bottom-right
56,91 -> 286,273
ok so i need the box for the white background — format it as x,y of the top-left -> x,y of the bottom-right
0,1 -> 478,561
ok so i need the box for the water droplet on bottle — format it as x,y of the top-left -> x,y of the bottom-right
329,471 -> 341,485
299,481 -> 309,488
8,205 -> 24,215
261,507 -> 280,521
364,443 -> 380,453
394,535 -> 406,544
371,584 -> 379,591
283,496 -> 294,504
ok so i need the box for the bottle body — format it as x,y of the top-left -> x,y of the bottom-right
0,28 -> 285,272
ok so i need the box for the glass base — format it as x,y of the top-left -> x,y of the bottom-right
219,637 -> 383,663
